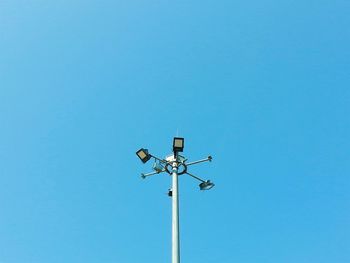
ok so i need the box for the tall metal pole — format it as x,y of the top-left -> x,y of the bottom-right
172,160 -> 180,263
137,139 -> 214,263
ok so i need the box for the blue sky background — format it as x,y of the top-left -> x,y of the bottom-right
0,0 -> 349,262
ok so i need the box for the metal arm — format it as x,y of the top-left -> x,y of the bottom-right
185,156 -> 212,166
150,154 -> 168,165
185,171 -> 206,183
141,170 -> 165,179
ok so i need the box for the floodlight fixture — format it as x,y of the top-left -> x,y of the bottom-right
153,162 -> 164,173
173,137 -> 184,153
199,180 -> 215,191
136,148 -> 151,163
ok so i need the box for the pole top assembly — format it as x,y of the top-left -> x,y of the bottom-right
136,137 -> 215,190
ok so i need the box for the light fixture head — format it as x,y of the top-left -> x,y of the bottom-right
173,137 -> 184,153
199,180 -> 215,190
152,161 -> 164,173
136,148 -> 151,163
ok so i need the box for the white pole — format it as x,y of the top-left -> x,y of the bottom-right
172,160 -> 180,263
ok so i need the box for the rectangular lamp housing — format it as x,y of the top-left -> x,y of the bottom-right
173,137 -> 184,152
136,148 -> 151,163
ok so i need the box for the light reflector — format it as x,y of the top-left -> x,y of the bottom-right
173,137 -> 184,152
136,148 -> 151,163
199,180 -> 215,190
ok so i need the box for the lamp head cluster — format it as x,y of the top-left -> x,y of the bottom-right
136,137 -> 214,191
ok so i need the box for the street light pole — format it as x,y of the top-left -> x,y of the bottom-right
136,138 -> 214,263
172,160 -> 180,263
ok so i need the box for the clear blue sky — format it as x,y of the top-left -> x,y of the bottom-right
0,0 -> 349,262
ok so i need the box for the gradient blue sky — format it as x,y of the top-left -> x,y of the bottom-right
0,0 -> 349,262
